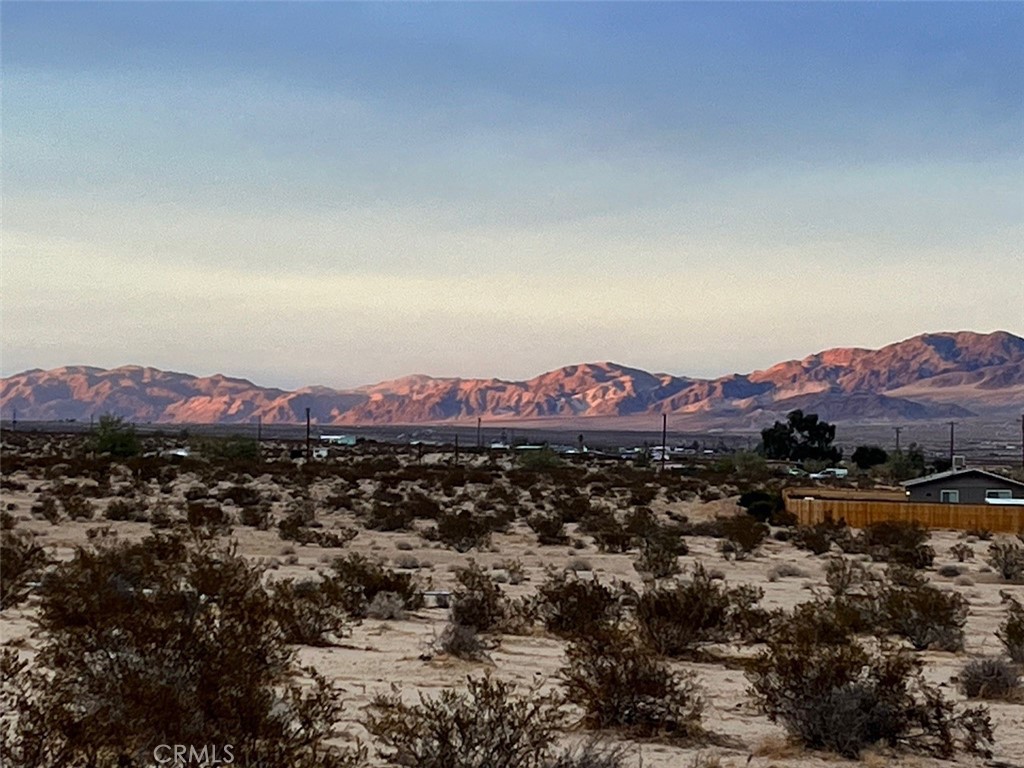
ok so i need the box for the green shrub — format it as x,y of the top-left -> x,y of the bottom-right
636,563 -> 765,657
748,636 -> 992,759
431,509 -> 493,552
718,514 -> 769,560
527,511 -> 568,546
1,531 -> 362,767
998,593 -> 1024,663
329,553 -> 423,618
0,529 -> 49,610
958,657 -> 1021,700
270,578 -> 350,646
365,675 -> 563,768
561,626 -> 705,741
987,540 -> 1024,582
536,571 -> 623,639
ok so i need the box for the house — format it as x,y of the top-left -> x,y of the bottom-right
901,468 -> 1024,504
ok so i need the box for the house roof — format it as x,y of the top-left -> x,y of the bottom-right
901,468 -> 1024,489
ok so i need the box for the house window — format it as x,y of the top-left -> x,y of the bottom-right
986,489 -> 1012,499
940,490 -> 959,503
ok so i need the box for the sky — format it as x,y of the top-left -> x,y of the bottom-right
3,1 -> 1022,390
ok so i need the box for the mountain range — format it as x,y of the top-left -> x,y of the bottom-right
2,331 -> 1022,429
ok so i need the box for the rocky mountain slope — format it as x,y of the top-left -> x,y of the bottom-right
2,331 -> 1021,427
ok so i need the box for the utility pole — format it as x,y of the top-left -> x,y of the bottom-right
661,413 -> 667,471
1020,414 -> 1023,470
454,434 -> 460,464
893,426 -> 902,453
257,415 -> 262,442
476,417 -> 482,450
11,408 -> 16,432
305,408 -> 311,461
948,421 -> 955,467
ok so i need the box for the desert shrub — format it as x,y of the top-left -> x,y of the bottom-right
536,570 -> 623,639
186,500 -> 232,534
61,492 -> 95,521
1,510 -> 16,529
545,741 -> 628,768
364,502 -> 416,532
718,515 -> 768,560
393,553 -> 421,569
0,529 -> 49,610
329,553 -> 423,617
767,562 -> 808,581
633,537 -> 683,579
438,621 -> 488,660
501,557 -> 528,585
678,518 -> 726,539
576,508 -> 632,553
1,531 -> 362,767
958,657 -> 1021,700
404,489 -> 442,519
792,518 -> 849,555
738,489 -> 784,523
636,563 -> 765,657
280,511 -> 357,547
239,501 -> 271,529
528,510 -> 569,546
31,493 -> 60,525
950,543 -> 974,562
998,593 -> 1024,663
104,497 -> 147,522
858,520 -> 935,569
215,483 -> 261,506
431,509 -> 493,552
365,675 -> 564,768
270,578 -> 350,646
987,540 -> 1024,582
450,560 -> 506,632
878,570 -> 967,652
366,591 -> 408,620
561,626 -> 705,740
937,564 -> 962,578
748,636 -> 992,759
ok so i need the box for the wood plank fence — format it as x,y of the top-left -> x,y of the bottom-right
786,496 -> 1024,533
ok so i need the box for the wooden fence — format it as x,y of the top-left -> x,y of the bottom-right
786,496 -> 1024,533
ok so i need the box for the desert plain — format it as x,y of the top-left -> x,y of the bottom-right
1,430 -> 1022,768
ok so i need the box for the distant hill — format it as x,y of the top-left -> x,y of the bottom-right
2,331 -> 1021,428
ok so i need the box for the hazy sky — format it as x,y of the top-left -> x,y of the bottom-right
3,2 -> 1022,389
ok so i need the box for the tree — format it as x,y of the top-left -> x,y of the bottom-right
851,445 -> 889,470
760,410 -> 841,464
92,414 -> 140,457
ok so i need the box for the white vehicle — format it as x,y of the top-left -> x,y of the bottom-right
810,467 -> 848,480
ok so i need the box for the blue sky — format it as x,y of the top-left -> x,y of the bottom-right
3,2 -> 1022,388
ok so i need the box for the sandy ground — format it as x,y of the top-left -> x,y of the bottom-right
2,464 -> 1023,768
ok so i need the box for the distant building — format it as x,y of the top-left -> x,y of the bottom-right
320,434 -> 356,446
902,468 -> 1024,504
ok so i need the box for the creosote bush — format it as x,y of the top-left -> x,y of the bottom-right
958,657 -> 1021,700
0,530 -> 363,767
329,552 -> 423,618
366,675 -> 615,768
748,635 -> 992,759
561,626 -> 705,741
998,593 -> 1024,663
718,514 -> 768,560
536,570 -> 624,639
636,563 -> 766,657
0,529 -> 49,610
270,577 -> 350,646
987,540 -> 1024,582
